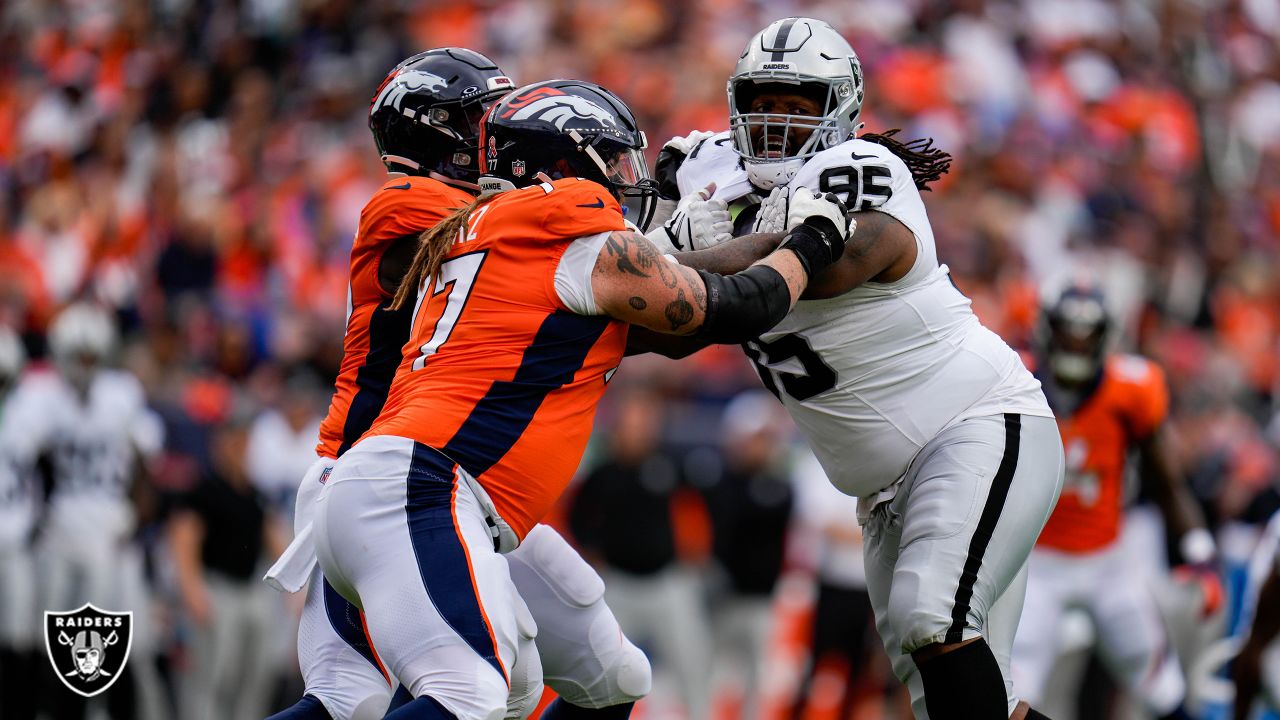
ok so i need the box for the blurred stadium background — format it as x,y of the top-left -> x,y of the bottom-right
0,0 -> 1278,718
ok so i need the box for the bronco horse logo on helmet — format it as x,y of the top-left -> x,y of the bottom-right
372,70 -> 450,113
502,87 -> 620,134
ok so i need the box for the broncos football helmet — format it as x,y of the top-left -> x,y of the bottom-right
369,48 -> 515,188
728,18 -> 864,190
1038,281 -> 1112,385
479,79 -> 659,230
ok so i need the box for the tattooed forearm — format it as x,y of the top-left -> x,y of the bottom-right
604,231 -> 681,288
594,230 -> 710,335
802,209 -> 916,300
604,233 -> 648,278
841,209 -> 889,263
664,288 -> 695,330
674,232 -> 783,274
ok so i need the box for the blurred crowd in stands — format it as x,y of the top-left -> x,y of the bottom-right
0,0 -> 1278,717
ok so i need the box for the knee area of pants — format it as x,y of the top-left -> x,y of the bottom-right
506,677 -> 544,720
407,680 -> 508,720
888,605 -> 952,655
350,694 -> 393,720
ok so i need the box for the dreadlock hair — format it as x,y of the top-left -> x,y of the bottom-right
389,192 -> 505,311
859,128 -> 952,191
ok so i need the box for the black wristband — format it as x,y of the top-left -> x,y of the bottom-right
778,222 -> 840,276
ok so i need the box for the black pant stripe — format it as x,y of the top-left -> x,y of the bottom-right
945,413 -> 1022,644
770,18 -> 798,61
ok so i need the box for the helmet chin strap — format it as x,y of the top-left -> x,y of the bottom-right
382,154 -> 421,171
568,130 -> 612,179
427,171 -> 479,192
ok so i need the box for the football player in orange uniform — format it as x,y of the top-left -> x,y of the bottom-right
311,78 -> 852,720
1011,283 -> 1221,720
266,52 -> 657,720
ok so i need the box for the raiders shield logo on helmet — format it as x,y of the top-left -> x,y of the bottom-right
45,604 -> 133,697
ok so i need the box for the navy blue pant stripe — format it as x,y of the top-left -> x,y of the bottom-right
321,579 -> 386,678
339,299 -> 416,456
264,694 -> 334,720
946,413 -> 1022,644
443,311 -> 609,476
405,443 -> 506,682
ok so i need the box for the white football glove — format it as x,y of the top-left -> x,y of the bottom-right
657,183 -> 734,251
662,130 -> 717,158
786,186 -> 854,241
751,186 -> 788,235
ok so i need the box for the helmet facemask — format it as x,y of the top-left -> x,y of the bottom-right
585,135 -> 659,231
730,79 -> 854,157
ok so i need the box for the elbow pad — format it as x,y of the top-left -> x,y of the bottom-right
695,265 -> 791,344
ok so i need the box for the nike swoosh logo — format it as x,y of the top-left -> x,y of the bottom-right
576,198 -> 606,209
849,152 -> 878,161
386,182 -> 412,191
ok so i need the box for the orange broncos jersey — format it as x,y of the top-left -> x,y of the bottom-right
315,176 -> 473,459
366,177 -> 629,539
1037,355 -> 1169,553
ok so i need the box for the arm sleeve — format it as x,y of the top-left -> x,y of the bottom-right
695,265 -> 792,344
554,231 -> 611,315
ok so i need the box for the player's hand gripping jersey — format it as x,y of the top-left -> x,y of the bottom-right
1037,355 -> 1169,553
677,133 -> 1050,497
366,178 -> 630,539
316,175 -> 473,459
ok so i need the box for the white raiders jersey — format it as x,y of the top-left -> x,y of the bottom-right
676,131 -> 754,204
0,390 -> 38,546
678,134 -> 1051,497
7,368 -> 163,541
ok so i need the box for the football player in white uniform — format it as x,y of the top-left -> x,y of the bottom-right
8,304 -> 164,716
0,327 -> 37,719
637,18 -> 1065,720
13,305 -> 163,613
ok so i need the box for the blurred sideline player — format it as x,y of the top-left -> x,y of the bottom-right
634,17 -> 1065,720
7,303 -> 165,718
1010,283 -> 1221,720
1232,510 -> 1280,720
311,78 -> 850,720
0,327 -> 36,720
265,50 -> 658,720
789,449 -> 880,720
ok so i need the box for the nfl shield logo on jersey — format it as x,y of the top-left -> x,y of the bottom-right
44,604 -> 133,697
512,159 -> 526,177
